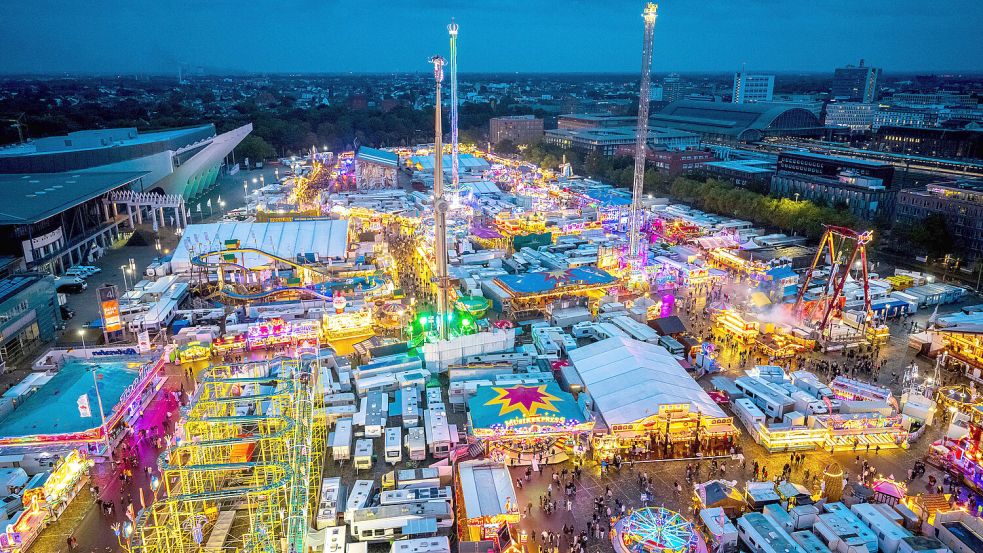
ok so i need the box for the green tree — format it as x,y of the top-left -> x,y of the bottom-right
495,139 -> 518,155
235,135 -> 276,165
908,214 -> 955,258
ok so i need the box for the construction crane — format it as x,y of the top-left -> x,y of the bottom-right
628,3 -> 659,263
429,55 -> 451,341
2,114 -> 27,143
793,225 -> 874,336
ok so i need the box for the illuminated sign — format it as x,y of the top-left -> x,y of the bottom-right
98,285 -> 122,332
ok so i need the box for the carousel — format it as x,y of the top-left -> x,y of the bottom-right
614,507 -> 703,553
467,382 -> 593,466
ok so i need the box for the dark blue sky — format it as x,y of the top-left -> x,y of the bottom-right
2,0 -> 981,75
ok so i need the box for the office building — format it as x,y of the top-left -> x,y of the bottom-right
649,100 -> 823,144
894,180 -> 983,260
732,73 -> 775,104
662,73 -> 685,104
0,274 -> 61,367
544,126 -> 699,156
0,124 -> 251,200
0,172 -> 148,273
698,159 -> 776,193
638,148 -> 717,178
873,106 -> 941,130
770,152 -> 896,219
489,115 -> 544,145
557,114 -> 636,130
824,102 -> 877,131
831,60 -> 881,103
872,126 -> 983,159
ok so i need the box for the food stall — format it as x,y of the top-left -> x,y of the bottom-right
468,382 -> 593,465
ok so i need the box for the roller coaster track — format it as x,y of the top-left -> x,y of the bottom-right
132,357 -> 320,553
190,246 -> 387,302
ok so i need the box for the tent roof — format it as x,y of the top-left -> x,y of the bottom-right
457,461 -> 517,519
568,337 -> 726,426
468,382 -> 590,430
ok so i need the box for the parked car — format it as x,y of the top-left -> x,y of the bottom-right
53,276 -> 87,293
60,305 -> 75,320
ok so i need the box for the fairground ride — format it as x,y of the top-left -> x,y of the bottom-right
189,245 -> 390,303
793,225 -> 874,338
130,356 -> 325,553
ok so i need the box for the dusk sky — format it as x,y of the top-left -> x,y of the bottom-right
2,0 -> 982,75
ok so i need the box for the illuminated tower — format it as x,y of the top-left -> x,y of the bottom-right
448,20 -> 460,207
429,55 -> 450,341
629,3 -> 658,262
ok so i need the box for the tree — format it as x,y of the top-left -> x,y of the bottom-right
495,139 -> 518,155
235,135 -> 276,165
908,214 -> 955,258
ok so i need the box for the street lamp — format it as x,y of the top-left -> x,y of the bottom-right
120,265 -> 129,291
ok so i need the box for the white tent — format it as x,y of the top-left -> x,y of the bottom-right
170,220 -> 349,273
568,337 -> 726,426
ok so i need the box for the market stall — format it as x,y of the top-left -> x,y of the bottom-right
468,382 -> 593,465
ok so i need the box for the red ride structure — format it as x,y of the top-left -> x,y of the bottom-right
793,225 -> 874,336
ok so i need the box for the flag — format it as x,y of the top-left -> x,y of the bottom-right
206,198 -> 212,208
77,394 -> 92,418
139,487 -> 146,509
196,203 -> 202,212
126,503 -> 136,522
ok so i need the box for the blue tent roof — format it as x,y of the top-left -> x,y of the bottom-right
766,266 -> 797,281
355,146 -> 398,167
468,382 -> 591,431
495,267 -> 616,295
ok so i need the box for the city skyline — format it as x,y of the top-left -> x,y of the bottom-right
2,0 -> 982,75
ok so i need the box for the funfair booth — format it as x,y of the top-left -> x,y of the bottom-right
0,353 -> 165,455
455,460 -> 521,552
467,382 -> 593,465
568,337 -> 737,460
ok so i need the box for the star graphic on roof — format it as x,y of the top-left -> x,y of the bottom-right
541,269 -> 576,287
485,385 -> 562,418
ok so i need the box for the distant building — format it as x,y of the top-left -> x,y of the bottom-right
770,151 -> 896,219
824,102 -> 877,131
872,126 -> 983,159
544,126 -> 699,156
0,124 -> 250,200
732,73 -> 774,104
616,147 -> 716,178
0,273 -> 61,366
649,100 -> 824,144
0,172 -> 147,274
894,180 -> 983,260
557,114 -> 636,130
661,73 -> 685,104
698,159 -> 776,193
489,115 -> 544,145
873,106 -> 941,130
831,60 -> 881,103
354,146 -> 399,189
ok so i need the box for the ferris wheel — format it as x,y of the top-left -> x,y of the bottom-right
621,506 -> 696,553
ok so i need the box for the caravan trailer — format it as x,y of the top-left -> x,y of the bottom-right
344,480 -> 378,522
316,477 -> 345,530
330,418 -> 353,462
380,486 -> 452,506
348,501 -> 452,542
385,427 -> 403,464
405,427 -> 426,461
353,438 -> 374,471
423,408 -> 452,458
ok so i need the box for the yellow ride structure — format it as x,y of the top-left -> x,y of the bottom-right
131,355 -> 326,553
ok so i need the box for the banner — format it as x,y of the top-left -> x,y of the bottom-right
77,394 -> 92,418
138,330 -> 152,353
98,285 -> 122,333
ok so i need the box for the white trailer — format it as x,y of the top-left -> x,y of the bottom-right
329,418 -> 353,462
384,427 -> 403,465
344,480 -> 377,523
353,438 -> 374,471
405,427 -> 426,461
423,408 -> 452,459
